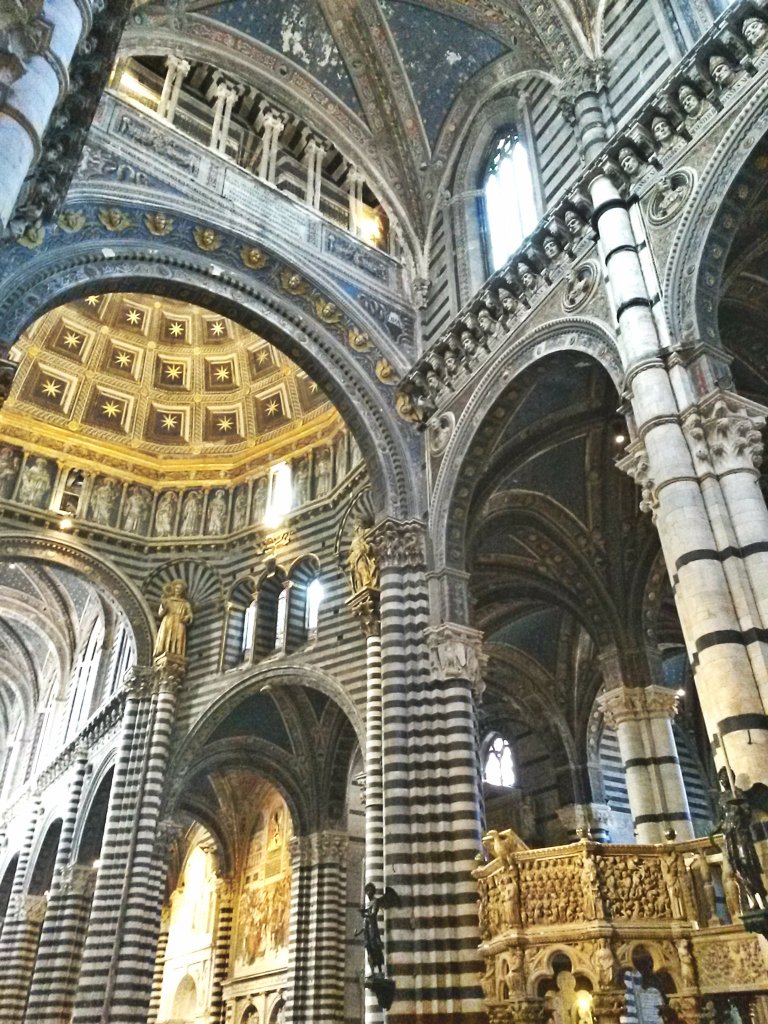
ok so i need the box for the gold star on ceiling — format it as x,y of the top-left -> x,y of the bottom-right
266,399 -> 280,416
209,321 -> 225,336
216,416 -> 234,432
125,309 -> 142,325
214,365 -> 231,381
41,378 -> 62,398
84,295 -> 99,306
62,331 -> 82,349
308,381 -> 318,393
256,349 -> 269,365
164,364 -> 183,380
168,321 -> 184,337
101,400 -> 121,418
114,350 -> 132,368
161,413 -> 178,431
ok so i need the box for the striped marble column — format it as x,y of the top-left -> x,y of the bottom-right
146,904 -> 170,1024
346,584 -> 383,1024
371,520 -> 486,1024
0,796 -> 42,1020
589,170 -> 768,792
598,686 -> 693,843
72,667 -> 154,1024
25,745 -> 90,1019
284,831 -> 348,1024
101,657 -> 185,1024
207,877 -> 234,1024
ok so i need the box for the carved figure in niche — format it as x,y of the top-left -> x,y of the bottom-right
517,262 -> 539,293
252,477 -> 268,523
193,226 -> 222,251
543,233 -> 564,263
232,488 -> 248,530
0,446 -> 20,498
582,853 -> 601,919
594,938 -> 615,986
678,84 -> 704,118
618,146 -> 642,177
497,287 -> 519,321
564,208 -> 588,238
428,412 -> 454,457
459,330 -> 478,365
743,16 -> 768,49
293,459 -> 310,506
347,520 -> 379,593
650,174 -> 691,223
662,852 -> 686,918
268,810 -> 282,850
709,54 -> 735,88
651,116 -> 675,148
153,579 -> 193,659
17,457 -> 51,507
123,487 -> 150,534
315,451 -> 332,497
155,491 -> 178,537
207,489 -> 228,535
676,938 -> 696,989
180,490 -> 202,536
89,477 -> 118,526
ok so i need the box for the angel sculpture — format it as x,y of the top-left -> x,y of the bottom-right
356,882 -> 400,975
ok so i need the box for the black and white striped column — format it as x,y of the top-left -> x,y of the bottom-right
371,520 -> 486,1024
591,169 -> 768,792
284,831 -> 348,1024
26,745 -> 91,1019
598,686 -> 693,843
146,904 -> 170,1024
208,877 -> 234,1024
346,584 -> 383,1024
0,796 -> 42,1020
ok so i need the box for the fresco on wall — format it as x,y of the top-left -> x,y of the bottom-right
234,800 -> 292,974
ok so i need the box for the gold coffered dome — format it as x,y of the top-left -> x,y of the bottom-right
1,293 -> 342,487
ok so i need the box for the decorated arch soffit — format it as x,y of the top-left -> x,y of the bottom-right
428,319 -> 622,575
0,201 -> 420,517
663,73 -> 768,349
126,0 -> 589,239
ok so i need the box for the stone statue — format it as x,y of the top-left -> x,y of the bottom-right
294,459 -> 310,506
252,477 -> 268,523
716,773 -> 768,911
206,489 -> 228,535
180,490 -> 202,536
356,883 -> 399,975
123,487 -> 150,534
17,457 -> 51,507
347,521 -> 379,593
155,491 -> 178,537
0,445 -> 19,498
89,478 -> 118,526
315,451 -> 332,497
232,488 -> 248,530
153,580 -> 193,659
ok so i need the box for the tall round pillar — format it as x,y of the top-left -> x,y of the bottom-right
0,796 -> 42,1020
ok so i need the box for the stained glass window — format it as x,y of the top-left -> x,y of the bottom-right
484,130 -> 538,272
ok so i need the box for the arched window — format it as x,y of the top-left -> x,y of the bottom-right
483,129 -> 538,272
483,733 -> 516,788
285,555 -> 322,652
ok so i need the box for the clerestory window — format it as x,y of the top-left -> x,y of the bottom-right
483,129 -> 538,273
483,733 -> 516,788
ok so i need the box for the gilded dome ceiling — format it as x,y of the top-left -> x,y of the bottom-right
1,292 -> 343,487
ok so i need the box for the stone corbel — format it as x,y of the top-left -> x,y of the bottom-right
346,587 -> 380,638
152,652 -> 187,693
425,622 -> 486,698
616,438 -> 657,518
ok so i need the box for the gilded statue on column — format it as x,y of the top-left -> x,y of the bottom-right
346,521 -> 379,593
153,580 -> 194,660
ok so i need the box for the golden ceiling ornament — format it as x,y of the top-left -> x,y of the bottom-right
395,391 -> 419,423
314,297 -> 342,324
193,226 -> 222,251
347,329 -> 372,352
280,269 -> 309,296
98,208 -> 132,232
375,358 -> 396,385
145,211 -> 174,236
57,210 -> 87,233
17,224 -> 44,249
240,245 -> 268,269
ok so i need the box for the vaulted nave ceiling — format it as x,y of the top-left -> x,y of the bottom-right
128,0 -> 599,236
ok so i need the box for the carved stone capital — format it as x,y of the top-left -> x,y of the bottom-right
369,519 -> 426,570
683,391 -> 766,476
425,622 -> 486,696
598,685 -> 679,728
23,893 -> 49,924
152,653 -> 187,693
616,439 -> 657,517
122,664 -> 154,697
346,587 -> 380,638
60,863 -> 96,897
290,830 -> 348,867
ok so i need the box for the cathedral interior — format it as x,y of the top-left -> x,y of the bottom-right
1,1 -> 768,1023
